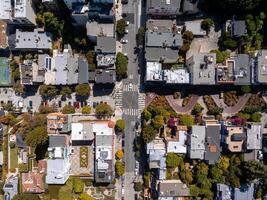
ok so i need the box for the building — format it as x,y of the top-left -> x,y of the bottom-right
147,0 -> 181,18
222,125 -> 245,152
63,0 -> 86,10
3,175 -> 19,200
186,53 -> 216,85
204,119 -> 221,165
13,0 -> 36,25
216,184 -> 232,200
88,0 -> 114,22
9,29 -> 52,52
166,129 -> 187,154
46,135 -> 71,184
231,20 -> 247,38
21,160 -> 47,193
184,20 -> 206,36
71,122 -> 94,146
188,125 -> 206,160
233,54 -> 251,85
246,123 -> 262,150
216,183 -> 254,200
94,121 -> 115,183
0,0 -> 12,21
41,46 -> 88,85
254,50 -> 267,84
86,22 -> 115,41
157,180 -> 190,199
145,62 -> 163,82
19,60 -> 45,85
146,138 -> 166,180
47,113 -> 71,135
182,0 -> 200,15
72,2 -> 89,26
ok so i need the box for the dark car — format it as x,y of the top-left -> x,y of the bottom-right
121,0 -> 128,4
58,101 -> 62,108
29,100 -> 33,108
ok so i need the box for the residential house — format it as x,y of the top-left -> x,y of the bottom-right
146,138 -> 166,180
9,29 -> 52,52
94,36 -> 116,84
222,125 -> 245,152
47,113 -> 71,135
87,0 -> 114,22
86,22 -> 115,41
3,175 -> 19,200
188,125 -> 206,160
46,135 -> 71,184
21,160 -> 47,193
0,0 -> 12,21
204,119 -> 221,165
182,0 -> 200,15
41,45 -> 88,85
254,50 -> 267,84
71,2 -> 89,26
184,20 -> 206,37
19,60 -> 45,85
216,183 -> 254,200
16,133 -> 28,165
157,180 -> 190,199
231,20 -> 247,38
186,53 -> 216,85
165,126 -> 187,154
147,0 -> 181,18
94,120 -> 115,183
70,117 -> 95,177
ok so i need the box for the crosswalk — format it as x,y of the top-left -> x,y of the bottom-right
123,108 -> 141,116
138,93 -> 145,111
123,84 -> 139,92
114,88 -> 123,107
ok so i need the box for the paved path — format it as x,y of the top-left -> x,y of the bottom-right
145,93 -> 157,107
211,95 -> 227,109
223,94 -> 251,115
166,95 -> 199,114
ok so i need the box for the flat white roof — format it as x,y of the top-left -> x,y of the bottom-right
167,131 -> 187,154
0,0 -> 12,20
146,62 -> 163,81
93,123 -> 112,136
164,69 -> 190,84
71,123 -> 84,140
14,0 -> 36,24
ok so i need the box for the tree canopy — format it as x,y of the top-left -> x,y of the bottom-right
80,193 -> 94,200
116,19 -> 127,36
43,12 -> 64,39
115,119 -> 125,132
73,177 -> 84,193
13,193 -> 40,200
61,105 -> 75,114
179,114 -> 194,127
75,84 -> 91,97
166,153 -> 183,168
39,85 -> 58,98
115,149 -> 124,160
82,105 -> 91,114
201,18 -> 214,32
115,160 -> 125,177
116,52 -> 128,78
58,186 -> 72,200
142,124 -> 156,143
25,126 -> 48,149
95,103 -> 113,118
152,115 -> 164,129
60,86 -> 72,98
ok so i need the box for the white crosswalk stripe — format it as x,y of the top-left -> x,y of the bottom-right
123,108 -> 141,116
114,88 -> 123,107
123,84 -> 139,92
138,93 -> 145,111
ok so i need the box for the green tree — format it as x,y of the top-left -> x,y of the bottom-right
75,84 -> 91,97
39,85 -> 58,98
179,43 -> 190,55
82,106 -> 91,114
180,114 -> 194,127
36,13 -> 44,27
95,103 -> 113,118
251,112 -> 262,122
73,177 -> 84,193
208,106 -> 223,115
115,160 -> 125,176
26,126 -> 48,149
142,108 -> 152,121
218,156 -> 230,171
222,32 -> 238,50
116,19 -> 127,36
152,115 -> 164,129
180,169 -> 193,185
86,51 -> 96,71
13,84 -> 25,95
39,105 -> 55,114
134,182 -> 143,191
43,12 -> 64,39
241,85 -> 251,93
142,124 -> 156,143
60,86 -> 72,98
243,161 -> 266,182
166,153 -> 183,168
201,18 -> 214,32
12,67 -> 20,82
182,31 -> 194,43
136,27 -> 145,46
116,52 -> 128,78
189,185 -> 200,197
192,103 -> 204,115
115,149 -> 124,160
210,49 -> 230,63
115,119 -> 125,132
210,165 -> 225,183
61,105 -> 75,114
80,193 -> 94,200
58,185 -> 72,200
13,193 -> 40,200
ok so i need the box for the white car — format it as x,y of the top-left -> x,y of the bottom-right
120,39 -> 128,43
123,53 -> 128,57
128,83 -> 133,90
126,21 -> 129,25
121,187 -> 125,195
125,29 -> 128,33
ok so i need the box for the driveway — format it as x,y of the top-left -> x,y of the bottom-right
166,95 -> 199,114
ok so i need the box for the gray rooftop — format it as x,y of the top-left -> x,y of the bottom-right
146,19 -> 176,32
95,69 -> 116,84
233,184 -> 254,200
96,135 -> 113,146
86,21 -> 114,38
231,20 -> 247,37
185,20 -> 206,36
146,31 -> 183,48
182,0 -> 200,14
246,123 -> 262,150
95,37 -> 116,53
233,54 -> 251,85
3,175 -> 19,200
255,50 -> 267,83
186,53 -> 216,85
216,184 -> 232,200
158,180 -> 190,197
78,57 -> 89,84
145,47 -> 179,63
49,135 -> 66,147
189,125 -> 205,160
147,0 -> 181,16
205,124 -> 221,165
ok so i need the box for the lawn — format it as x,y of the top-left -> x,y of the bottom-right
10,146 -> 18,171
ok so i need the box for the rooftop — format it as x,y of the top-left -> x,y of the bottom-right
3,175 -> 19,199
185,20 -> 206,36
233,54 -> 251,85
10,29 -> 52,50
86,21 -> 114,37
216,184 -> 232,200
19,60 -> 45,85
231,20 -> 247,38
186,53 -> 216,85
146,19 -> 176,32
95,36 -> 116,53
246,123 -> 262,150
157,180 -> 190,198
145,47 -> 179,63
14,0 -> 36,24
0,20 -> 8,48
163,68 -> 190,84
217,58 -> 235,83
147,0 -> 181,17
47,113 -> 71,134
233,184 -> 254,200
255,50 -> 267,83
166,130 -> 187,154
182,0 -> 200,14
223,125 -> 245,152
0,0 -> 12,20
189,125 -> 205,160
71,122 -> 95,145
95,69 -> 116,84
146,31 -> 183,48
146,62 -> 163,82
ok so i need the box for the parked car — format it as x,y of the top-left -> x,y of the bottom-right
120,39 -> 128,43
125,29 -> 128,34
74,102 -> 80,109
29,100 -> 33,108
93,102 -> 97,108
121,0 -> 128,4
129,82 -> 133,90
121,187 -> 125,196
126,21 -> 129,25
58,101 -> 62,108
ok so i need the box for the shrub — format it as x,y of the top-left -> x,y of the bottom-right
61,105 -> 75,114
134,182 -> 143,191
9,141 -> 16,149
115,149 -> 124,160
82,106 -> 91,114
115,160 -> 125,177
142,124 -> 156,143
201,18 -> 214,32
208,106 -> 224,115
95,103 -> 113,118
115,119 -> 125,132
75,84 -> 91,97
192,103 -> 203,115
251,112 -> 262,122
179,115 -> 194,127
241,85 -> 251,93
